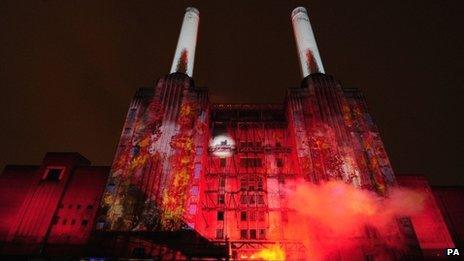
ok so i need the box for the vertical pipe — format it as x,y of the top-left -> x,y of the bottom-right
291,7 -> 325,77
170,7 -> 200,77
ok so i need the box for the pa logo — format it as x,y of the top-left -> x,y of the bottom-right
446,248 -> 460,256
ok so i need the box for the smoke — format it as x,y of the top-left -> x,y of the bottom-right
281,180 -> 425,260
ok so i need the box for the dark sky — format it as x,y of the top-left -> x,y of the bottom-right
1,1 -> 463,185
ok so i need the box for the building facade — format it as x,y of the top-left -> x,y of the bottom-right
0,6 -> 460,260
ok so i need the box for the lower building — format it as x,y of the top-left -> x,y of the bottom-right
0,153 -> 461,260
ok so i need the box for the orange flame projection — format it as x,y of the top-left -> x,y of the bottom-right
280,180 -> 426,259
249,245 -> 286,261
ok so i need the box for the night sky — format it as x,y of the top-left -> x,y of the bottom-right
1,1 -> 463,185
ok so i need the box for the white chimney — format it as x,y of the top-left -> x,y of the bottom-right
291,7 -> 325,77
170,7 -> 199,77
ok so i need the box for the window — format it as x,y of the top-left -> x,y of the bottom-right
257,178 -> 263,191
250,211 -> 256,221
240,194 -> 247,204
81,219 -> 88,226
62,219 -> 67,225
195,147 -> 203,156
217,211 -> 224,221
250,229 -> 257,239
216,229 -> 224,239
128,108 -> 137,121
259,229 -> 266,239
218,194 -> 225,204
76,204 -> 81,210
43,168 -> 63,181
257,195 -> 264,205
194,163 -> 202,179
240,157 -> 262,168
276,158 -> 284,168
191,186 -> 199,196
249,194 -> 256,204
189,204 -> 197,215
258,211 -> 265,222
240,211 -> 247,221
240,229 -> 248,239
219,177 -> 226,188
71,219 -> 76,225
220,158 -> 226,167
52,216 -> 59,225
240,178 -> 247,190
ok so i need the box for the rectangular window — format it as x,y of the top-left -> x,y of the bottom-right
195,146 -> 203,156
240,229 -> 248,239
43,168 -> 64,181
194,163 -> 202,179
81,219 -> 88,226
240,211 -> 247,221
240,178 -> 247,190
219,177 -> 226,188
128,108 -> 137,121
250,229 -> 257,239
259,229 -> 266,239
191,186 -> 199,196
220,158 -> 226,167
276,158 -> 284,168
218,194 -> 225,204
189,204 -> 197,215
217,211 -> 224,221
240,157 -> 262,168
52,216 -> 59,225
216,229 -> 224,239
249,194 -> 256,204
250,211 -> 256,221
257,178 -> 263,191
240,194 -> 247,204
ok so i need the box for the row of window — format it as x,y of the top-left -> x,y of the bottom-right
59,204 -> 94,210
239,142 -> 283,148
217,211 -> 266,222
52,216 -> 89,226
215,228 -> 267,240
215,194 -> 265,205
219,157 -> 284,168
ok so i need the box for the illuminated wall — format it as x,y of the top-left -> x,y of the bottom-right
0,153 -> 108,255
287,74 -> 395,194
100,73 -> 209,231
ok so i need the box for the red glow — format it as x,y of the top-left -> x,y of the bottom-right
280,180 -> 425,259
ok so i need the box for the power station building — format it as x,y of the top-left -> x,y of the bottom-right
0,6 -> 461,260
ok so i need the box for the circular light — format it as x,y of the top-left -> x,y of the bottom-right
209,135 -> 235,158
